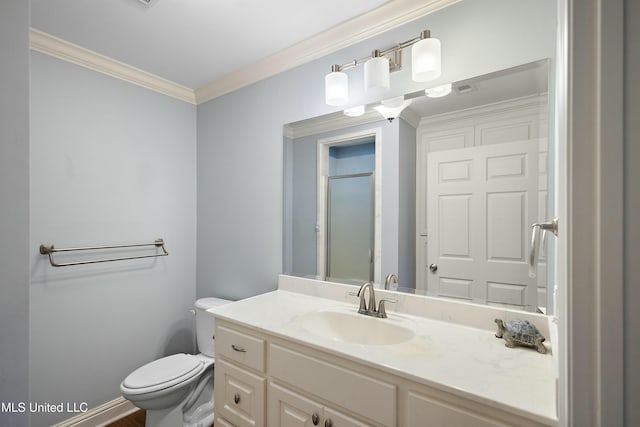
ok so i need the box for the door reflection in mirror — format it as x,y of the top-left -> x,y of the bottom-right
325,141 -> 375,284
326,173 -> 374,283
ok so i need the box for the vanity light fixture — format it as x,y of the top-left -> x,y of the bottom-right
324,29 -> 441,107
374,96 -> 412,122
425,82 -> 452,98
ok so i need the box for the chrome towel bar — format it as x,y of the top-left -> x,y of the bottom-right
39,238 -> 168,267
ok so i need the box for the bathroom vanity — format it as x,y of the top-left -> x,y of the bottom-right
209,276 -> 557,427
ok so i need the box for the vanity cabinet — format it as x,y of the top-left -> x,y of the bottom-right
214,318 -> 552,427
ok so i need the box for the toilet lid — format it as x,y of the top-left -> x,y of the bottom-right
122,354 -> 204,393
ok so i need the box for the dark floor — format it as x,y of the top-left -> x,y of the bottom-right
105,409 -> 214,427
106,409 -> 145,427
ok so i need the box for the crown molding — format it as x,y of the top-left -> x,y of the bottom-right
284,94 -> 548,140
195,0 -> 461,104
417,93 -> 549,129
29,28 -> 197,105
283,106 -> 420,140
400,106 -> 422,128
284,110 -> 383,139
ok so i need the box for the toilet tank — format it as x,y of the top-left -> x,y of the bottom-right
194,297 -> 232,357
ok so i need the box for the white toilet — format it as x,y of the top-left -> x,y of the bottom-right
120,297 -> 231,427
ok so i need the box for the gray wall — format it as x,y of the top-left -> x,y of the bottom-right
0,1 -> 30,426
624,0 -> 639,424
29,52 -> 197,426
196,0 -> 557,299
398,119 -> 416,289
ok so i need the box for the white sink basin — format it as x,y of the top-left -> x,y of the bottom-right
296,307 -> 415,345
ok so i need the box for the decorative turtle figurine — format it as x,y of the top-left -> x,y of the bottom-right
494,319 -> 547,354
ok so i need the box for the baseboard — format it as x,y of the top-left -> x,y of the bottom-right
51,397 -> 138,427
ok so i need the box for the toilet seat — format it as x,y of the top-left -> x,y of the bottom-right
121,354 -> 205,396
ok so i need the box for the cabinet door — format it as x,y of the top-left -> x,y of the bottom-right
269,382 -> 324,427
215,358 -> 265,427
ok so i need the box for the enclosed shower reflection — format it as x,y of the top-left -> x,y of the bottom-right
325,142 -> 375,283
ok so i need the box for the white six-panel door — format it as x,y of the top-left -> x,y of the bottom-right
426,140 -> 539,309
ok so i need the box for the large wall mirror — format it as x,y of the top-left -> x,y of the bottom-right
283,1 -> 557,315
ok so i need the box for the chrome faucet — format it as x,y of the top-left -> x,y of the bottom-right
384,273 -> 398,290
356,282 -> 376,315
356,281 -> 397,318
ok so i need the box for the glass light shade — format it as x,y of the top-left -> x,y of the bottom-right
411,37 -> 441,82
325,71 -> 349,106
425,83 -> 452,98
343,105 -> 365,117
374,97 -> 412,121
364,56 -> 390,92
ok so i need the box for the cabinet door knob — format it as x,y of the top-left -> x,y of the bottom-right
311,413 -> 319,425
233,393 -> 240,404
325,419 -> 332,427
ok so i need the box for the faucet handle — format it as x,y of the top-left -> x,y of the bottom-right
377,298 -> 397,318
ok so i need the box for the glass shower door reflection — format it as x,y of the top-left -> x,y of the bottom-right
326,173 -> 374,283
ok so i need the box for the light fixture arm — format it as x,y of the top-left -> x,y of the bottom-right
330,30 -> 433,73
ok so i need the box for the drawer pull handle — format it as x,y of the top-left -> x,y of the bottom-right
234,393 -> 240,404
325,419 -> 332,427
231,344 -> 246,353
311,413 -> 319,425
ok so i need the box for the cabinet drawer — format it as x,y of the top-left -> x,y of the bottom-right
214,358 -> 265,427
217,324 -> 265,372
270,344 -> 396,426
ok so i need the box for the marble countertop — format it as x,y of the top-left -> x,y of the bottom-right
209,288 -> 557,426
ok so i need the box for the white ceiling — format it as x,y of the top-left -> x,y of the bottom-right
30,0 -> 390,89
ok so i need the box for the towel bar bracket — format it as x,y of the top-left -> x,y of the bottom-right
39,243 -> 54,255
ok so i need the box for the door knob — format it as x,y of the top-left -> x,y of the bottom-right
429,263 -> 438,273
